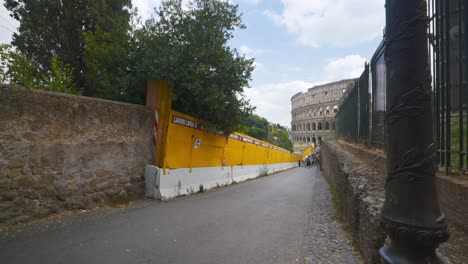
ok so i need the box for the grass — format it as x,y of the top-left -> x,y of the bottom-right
106,192 -> 136,208
443,119 -> 468,173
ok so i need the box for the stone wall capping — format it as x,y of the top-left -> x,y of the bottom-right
0,84 -> 150,111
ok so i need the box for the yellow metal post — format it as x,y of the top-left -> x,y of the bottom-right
146,80 -> 173,168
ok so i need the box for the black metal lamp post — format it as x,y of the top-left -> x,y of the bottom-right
380,0 -> 450,263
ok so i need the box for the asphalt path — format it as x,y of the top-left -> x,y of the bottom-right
0,167 -> 318,264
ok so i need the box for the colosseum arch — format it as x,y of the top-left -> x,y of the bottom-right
290,79 -> 357,150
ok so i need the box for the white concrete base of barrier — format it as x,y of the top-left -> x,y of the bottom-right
145,162 -> 297,200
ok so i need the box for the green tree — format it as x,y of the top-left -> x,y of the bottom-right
0,45 -> 8,84
0,44 -> 78,94
243,114 -> 269,140
4,0 -> 132,95
83,4 -> 133,100
0,44 -> 41,88
240,112 -> 293,151
46,54 -> 79,94
266,129 -> 293,152
128,0 -> 254,133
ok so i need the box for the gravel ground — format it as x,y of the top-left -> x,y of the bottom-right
303,166 -> 363,264
438,222 -> 468,264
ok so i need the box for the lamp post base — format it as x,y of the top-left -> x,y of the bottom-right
380,245 -> 446,264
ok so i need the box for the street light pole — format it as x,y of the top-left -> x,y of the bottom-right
380,0 -> 449,263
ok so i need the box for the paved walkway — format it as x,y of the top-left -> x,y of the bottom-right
0,167 -> 361,264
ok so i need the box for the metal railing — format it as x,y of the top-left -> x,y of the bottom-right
335,0 -> 467,175
335,59 -> 385,148
429,0 -> 467,173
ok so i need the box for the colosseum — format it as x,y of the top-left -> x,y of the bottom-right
290,79 -> 356,149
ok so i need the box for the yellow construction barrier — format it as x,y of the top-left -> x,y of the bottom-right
146,80 -> 300,172
301,147 -> 314,159
145,81 -> 301,199
164,110 -> 300,170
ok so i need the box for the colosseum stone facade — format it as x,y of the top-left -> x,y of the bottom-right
290,79 -> 356,148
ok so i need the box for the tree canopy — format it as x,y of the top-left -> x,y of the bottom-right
266,128 -> 294,152
241,113 -> 293,151
2,0 -> 255,133
127,0 -> 254,132
4,0 -> 132,94
0,44 -> 78,94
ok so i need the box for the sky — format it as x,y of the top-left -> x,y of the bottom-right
0,0 -> 386,127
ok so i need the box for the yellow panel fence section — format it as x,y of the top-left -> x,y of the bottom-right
164,110 -> 300,170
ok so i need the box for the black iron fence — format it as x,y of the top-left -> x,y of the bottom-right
335,64 -> 372,145
335,0 -> 467,174
429,0 -> 467,173
335,44 -> 386,149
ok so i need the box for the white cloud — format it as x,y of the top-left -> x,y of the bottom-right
245,80 -> 319,127
252,61 -> 266,73
237,0 -> 262,5
264,0 -> 385,47
0,5 -> 19,44
133,0 -> 158,22
240,45 -> 271,57
133,0 -> 192,22
245,54 -> 367,126
324,54 -> 366,81
285,66 -> 302,72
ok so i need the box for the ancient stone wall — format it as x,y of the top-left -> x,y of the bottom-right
436,176 -> 468,232
0,85 -> 153,227
321,140 -> 386,264
322,140 -> 468,263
